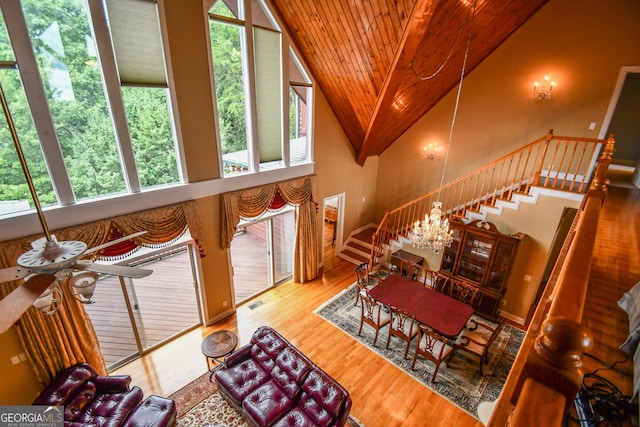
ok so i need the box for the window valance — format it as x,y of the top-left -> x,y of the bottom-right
221,175 -> 318,282
0,200 -> 205,264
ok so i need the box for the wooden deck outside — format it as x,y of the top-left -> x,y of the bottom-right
85,249 -> 201,368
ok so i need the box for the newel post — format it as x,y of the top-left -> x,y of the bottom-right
586,133 -> 615,203
512,317 -> 593,412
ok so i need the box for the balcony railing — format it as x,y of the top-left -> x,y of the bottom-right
487,135 -> 615,426
370,130 -> 614,266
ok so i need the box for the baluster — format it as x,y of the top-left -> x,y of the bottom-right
571,141 -> 589,193
534,130 -> 554,186
508,151 -> 523,200
520,145 -> 534,194
501,156 -> 514,201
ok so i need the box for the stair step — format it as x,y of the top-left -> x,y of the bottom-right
351,227 -> 376,244
339,249 -> 368,263
346,241 -> 370,253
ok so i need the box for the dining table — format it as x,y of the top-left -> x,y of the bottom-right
368,274 -> 474,338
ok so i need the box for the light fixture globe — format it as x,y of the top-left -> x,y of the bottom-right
32,281 -> 63,315
69,271 -> 99,304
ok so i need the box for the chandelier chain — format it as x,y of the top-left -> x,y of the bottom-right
408,8 -> 473,81
409,0 -> 477,253
438,0 -> 477,200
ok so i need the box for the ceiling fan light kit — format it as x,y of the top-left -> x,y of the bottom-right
69,271 -> 100,304
32,282 -> 64,315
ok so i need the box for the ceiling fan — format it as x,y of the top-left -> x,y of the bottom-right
0,82 -> 152,334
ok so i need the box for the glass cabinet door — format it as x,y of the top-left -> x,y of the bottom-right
441,228 -> 462,273
486,241 -> 516,291
458,233 -> 493,283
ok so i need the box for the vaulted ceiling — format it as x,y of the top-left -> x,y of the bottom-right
269,0 -> 548,165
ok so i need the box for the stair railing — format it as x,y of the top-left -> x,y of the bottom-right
370,130 -> 614,266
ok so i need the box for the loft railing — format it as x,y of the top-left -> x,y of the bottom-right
370,130 -> 614,266
487,134 -> 615,426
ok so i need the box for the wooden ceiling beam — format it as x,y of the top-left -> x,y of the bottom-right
356,0 -> 440,166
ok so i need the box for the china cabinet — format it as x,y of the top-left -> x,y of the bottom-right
440,219 -> 524,318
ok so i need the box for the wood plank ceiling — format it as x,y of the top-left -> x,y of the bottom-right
269,0 -> 548,165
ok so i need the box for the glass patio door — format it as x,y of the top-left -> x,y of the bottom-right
85,239 -> 202,370
230,209 -> 295,305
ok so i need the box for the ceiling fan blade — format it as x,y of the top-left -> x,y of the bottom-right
0,274 -> 56,334
83,231 -> 148,256
0,266 -> 31,284
75,260 -> 152,279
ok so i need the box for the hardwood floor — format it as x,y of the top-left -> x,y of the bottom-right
112,176 -> 639,427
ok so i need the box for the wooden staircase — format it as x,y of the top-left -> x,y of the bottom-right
337,225 -> 376,265
338,131 -> 615,267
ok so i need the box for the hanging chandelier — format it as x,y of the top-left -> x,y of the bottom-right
408,0 -> 476,254
410,201 -> 453,252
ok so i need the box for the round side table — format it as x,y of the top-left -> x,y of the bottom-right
201,330 -> 238,381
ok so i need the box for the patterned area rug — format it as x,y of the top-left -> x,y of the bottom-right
314,281 -> 525,418
170,372 -> 365,427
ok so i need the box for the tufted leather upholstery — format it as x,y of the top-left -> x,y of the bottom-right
33,363 -> 175,427
215,326 -> 351,427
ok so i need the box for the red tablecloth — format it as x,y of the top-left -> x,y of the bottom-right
368,274 -> 473,338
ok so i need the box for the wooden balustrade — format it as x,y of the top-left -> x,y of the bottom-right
370,130 -> 611,267
486,134 -> 615,426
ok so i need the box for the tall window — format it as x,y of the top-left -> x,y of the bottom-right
207,0 -> 312,177
0,0 -> 180,217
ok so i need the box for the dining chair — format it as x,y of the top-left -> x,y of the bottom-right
432,272 -> 452,294
358,292 -> 391,347
400,260 -> 421,281
448,279 -> 480,309
422,269 -> 438,289
353,262 -> 374,306
447,319 -> 504,375
385,306 -> 419,358
411,323 -> 454,382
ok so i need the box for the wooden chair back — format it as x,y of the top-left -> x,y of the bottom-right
422,269 -> 438,289
448,279 -> 480,308
354,262 -> 370,287
448,319 -> 504,375
358,293 -> 391,346
411,323 -> 454,382
386,306 -> 419,358
400,259 -> 421,281
353,262 -> 371,306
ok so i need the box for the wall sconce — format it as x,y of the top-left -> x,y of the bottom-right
422,143 -> 441,160
532,75 -> 556,100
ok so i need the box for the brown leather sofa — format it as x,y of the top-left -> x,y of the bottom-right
33,363 -> 176,427
214,326 -> 352,427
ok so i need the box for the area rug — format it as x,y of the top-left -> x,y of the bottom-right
314,282 -> 525,418
170,372 -> 365,427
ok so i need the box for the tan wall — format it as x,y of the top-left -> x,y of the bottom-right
0,328 -> 40,403
374,0 -> 640,218
484,194 -> 582,322
313,90 -> 379,252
